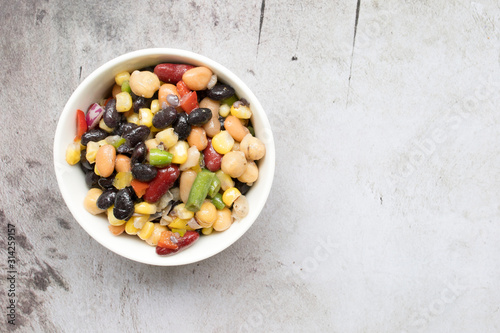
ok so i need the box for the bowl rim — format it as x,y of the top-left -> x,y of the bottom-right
53,48 -> 275,266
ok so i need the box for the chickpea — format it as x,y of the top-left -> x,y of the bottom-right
129,70 -> 160,98
115,154 -> 131,173
180,170 -> 198,203
195,201 -> 217,228
200,97 -> 221,137
221,151 -> 247,178
199,97 -> 220,115
144,138 -> 159,151
95,144 -> 116,178
237,161 -> 259,183
182,66 -> 213,91
179,146 -> 201,171
232,195 -> 249,219
187,127 -> 208,151
212,207 -> 233,231
240,134 -> 266,161
84,188 -> 105,215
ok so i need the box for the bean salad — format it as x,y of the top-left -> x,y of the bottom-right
65,63 -> 266,256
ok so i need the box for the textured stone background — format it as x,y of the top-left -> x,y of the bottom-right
1,0 -> 500,332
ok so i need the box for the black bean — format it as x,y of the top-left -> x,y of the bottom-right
81,129 -> 107,146
139,66 -> 155,73
80,150 -> 92,170
85,171 -> 100,188
234,179 -> 251,195
113,188 -> 135,221
125,186 -> 139,202
152,106 -> 178,129
116,141 -> 132,155
130,142 -> 147,164
132,163 -> 158,182
112,116 -> 130,136
173,112 -> 191,140
188,108 -> 212,126
196,89 -> 208,102
96,189 -> 117,210
207,84 -> 235,101
103,98 -> 120,128
219,115 -> 225,130
133,96 -> 147,113
98,174 -> 115,189
123,125 -> 150,147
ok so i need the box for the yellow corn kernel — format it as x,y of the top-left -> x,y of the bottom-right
146,224 -> 167,246
97,139 -> 108,147
169,141 -> 189,164
107,206 -> 126,226
172,203 -> 194,220
202,227 -> 213,235
150,99 -> 160,114
86,141 -> 99,164
115,71 -> 131,86
139,108 -> 153,127
113,172 -> 133,189
191,164 -> 202,173
222,187 -> 241,207
144,138 -> 158,151
211,131 -> 234,154
125,219 -> 140,235
99,118 -> 113,133
94,164 -> 101,176
219,104 -> 231,117
156,128 -> 178,149
134,202 -> 157,215
138,221 -> 155,240
230,104 -> 252,119
215,170 -> 234,191
168,217 -> 189,230
116,92 -> 132,112
65,142 -> 81,165
171,228 -> 187,237
126,113 -> 140,125
132,214 -> 150,229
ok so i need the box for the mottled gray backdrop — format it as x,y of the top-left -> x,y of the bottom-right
1,0 -> 500,332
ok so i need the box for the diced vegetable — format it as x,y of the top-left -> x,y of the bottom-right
185,170 -> 216,212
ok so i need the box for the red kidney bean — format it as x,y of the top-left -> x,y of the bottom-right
154,63 -> 195,84
156,231 -> 199,255
143,165 -> 180,203
203,138 -> 222,172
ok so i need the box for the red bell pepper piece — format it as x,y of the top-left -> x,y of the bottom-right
176,80 -> 191,98
179,91 -> 198,114
75,109 -> 87,141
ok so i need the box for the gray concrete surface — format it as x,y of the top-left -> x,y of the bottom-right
1,0 -> 500,332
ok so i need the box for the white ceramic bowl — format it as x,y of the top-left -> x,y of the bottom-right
53,48 -> 275,266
